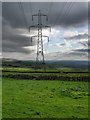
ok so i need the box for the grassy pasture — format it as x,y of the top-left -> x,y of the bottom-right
2,78 -> 88,118
2,66 -> 89,119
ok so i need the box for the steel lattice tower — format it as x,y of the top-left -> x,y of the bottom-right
29,10 -> 51,66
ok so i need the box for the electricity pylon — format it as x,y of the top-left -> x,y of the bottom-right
29,10 -> 51,70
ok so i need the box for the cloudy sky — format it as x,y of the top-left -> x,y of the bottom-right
1,1 -> 89,61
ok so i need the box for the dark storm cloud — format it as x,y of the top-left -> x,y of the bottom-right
2,2 -> 88,28
64,33 -> 88,40
2,17 -> 35,53
69,51 -> 87,56
2,2 -> 26,28
79,39 -> 90,47
2,2 -> 88,55
73,48 -> 90,52
2,38 -> 33,53
45,50 -> 88,61
78,41 -> 88,46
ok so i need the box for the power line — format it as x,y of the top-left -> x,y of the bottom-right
45,39 -> 49,54
45,1 -> 68,55
29,2 -> 36,60
47,1 -> 53,17
54,1 -> 74,26
29,1 -> 32,15
45,2 -> 74,57
61,2 -> 74,23
44,1 -> 53,56
17,1 -> 33,54
29,1 -> 33,25
53,0 -> 68,26
18,1 -> 29,28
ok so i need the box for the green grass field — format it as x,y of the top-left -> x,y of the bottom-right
2,63 -> 89,119
2,77 -> 88,118
0,78 -> 2,120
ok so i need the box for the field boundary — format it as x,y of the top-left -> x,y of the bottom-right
2,74 -> 89,81
2,70 -> 90,74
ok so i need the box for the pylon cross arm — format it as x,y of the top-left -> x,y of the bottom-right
40,14 -> 48,21
32,14 -> 39,21
29,25 -> 38,32
42,25 -> 51,32
42,36 -> 49,42
31,35 -> 38,42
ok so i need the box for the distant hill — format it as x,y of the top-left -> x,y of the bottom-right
2,58 -> 89,70
46,60 -> 89,70
2,58 -> 19,62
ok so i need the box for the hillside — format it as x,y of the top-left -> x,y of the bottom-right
1,58 -> 89,70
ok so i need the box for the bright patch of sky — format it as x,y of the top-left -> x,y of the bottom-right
43,24 -> 88,54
